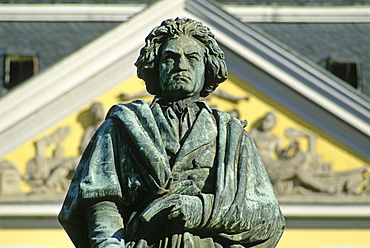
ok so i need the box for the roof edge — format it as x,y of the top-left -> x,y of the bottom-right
223,5 -> 370,23
0,4 -> 146,21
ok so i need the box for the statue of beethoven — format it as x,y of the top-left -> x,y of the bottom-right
58,18 -> 285,248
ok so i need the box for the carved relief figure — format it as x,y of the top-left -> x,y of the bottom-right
206,88 -> 250,104
24,127 -> 77,194
250,112 -> 369,197
59,18 -> 285,248
0,160 -> 21,196
79,102 -> 105,154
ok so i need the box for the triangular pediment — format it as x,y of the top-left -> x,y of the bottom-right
0,0 -> 368,162
0,0 -> 368,206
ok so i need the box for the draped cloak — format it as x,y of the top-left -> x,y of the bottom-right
58,100 -> 285,247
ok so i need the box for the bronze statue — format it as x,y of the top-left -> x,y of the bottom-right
59,18 -> 285,248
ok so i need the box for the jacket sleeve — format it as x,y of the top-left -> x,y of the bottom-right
58,118 -> 127,247
85,200 -> 125,247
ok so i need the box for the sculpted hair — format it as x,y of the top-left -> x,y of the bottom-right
135,18 -> 228,97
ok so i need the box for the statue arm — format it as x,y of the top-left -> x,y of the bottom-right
138,173 -> 216,229
140,193 -> 208,229
59,118 -> 130,247
85,200 -> 125,247
275,136 -> 284,158
168,193 -> 215,229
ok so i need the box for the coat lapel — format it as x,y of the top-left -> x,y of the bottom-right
151,103 -> 181,155
173,108 -> 217,170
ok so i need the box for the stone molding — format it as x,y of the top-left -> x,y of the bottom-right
0,4 -> 146,21
223,5 -> 370,23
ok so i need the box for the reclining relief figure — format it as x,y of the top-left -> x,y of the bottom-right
59,18 -> 285,248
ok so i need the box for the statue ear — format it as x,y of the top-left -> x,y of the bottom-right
143,69 -> 160,96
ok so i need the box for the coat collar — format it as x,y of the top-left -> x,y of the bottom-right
172,108 -> 217,170
150,97 -> 212,114
150,98 -> 217,170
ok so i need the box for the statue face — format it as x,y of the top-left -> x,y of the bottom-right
158,35 -> 205,101
262,113 -> 277,131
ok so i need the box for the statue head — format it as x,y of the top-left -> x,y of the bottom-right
261,112 -> 277,131
135,18 -> 228,101
90,102 -> 105,123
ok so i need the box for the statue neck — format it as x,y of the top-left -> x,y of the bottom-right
160,94 -> 200,106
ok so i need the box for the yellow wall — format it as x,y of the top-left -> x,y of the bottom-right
1,228 -> 370,248
212,75 -> 367,171
4,76 -> 149,165
278,229 -> 370,248
3,76 -> 152,192
1,75 -> 369,248
4,74 -> 367,181
0,229 -> 74,248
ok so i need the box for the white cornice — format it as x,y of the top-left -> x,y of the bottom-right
0,4 -> 146,21
281,204 -> 370,218
0,203 -> 61,217
1,203 -> 370,230
223,5 -> 370,23
1,203 -> 369,218
3,3 -> 369,23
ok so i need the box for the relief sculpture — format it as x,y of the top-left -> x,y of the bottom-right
250,112 -> 370,203
23,127 -> 78,200
0,127 -> 78,202
0,102 -> 107,202
0,160 -> 21,196
79,102 -> 105,154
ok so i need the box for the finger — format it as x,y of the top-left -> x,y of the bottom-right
169,203 -> 181,213
163,193 -> 181,202
168,209 -> 181,220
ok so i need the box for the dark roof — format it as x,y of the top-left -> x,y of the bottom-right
0,21 -> 121,70
248,23 -> 370,97
213,0 -> 370,5
0,21 -> 121,93
2,0 -> 369,5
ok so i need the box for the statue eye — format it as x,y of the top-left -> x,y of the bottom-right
164,57 -> 174,64
187,55 -> 199,63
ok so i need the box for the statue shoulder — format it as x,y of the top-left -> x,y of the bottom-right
212,109 -> 248,128
106,100 -> 150,119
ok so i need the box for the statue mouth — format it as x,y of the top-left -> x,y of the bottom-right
172,74 -> 191,83
174,73 -> 190,78
171,75 -> 191,84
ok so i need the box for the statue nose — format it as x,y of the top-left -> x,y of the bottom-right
178,56 -> 189,71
